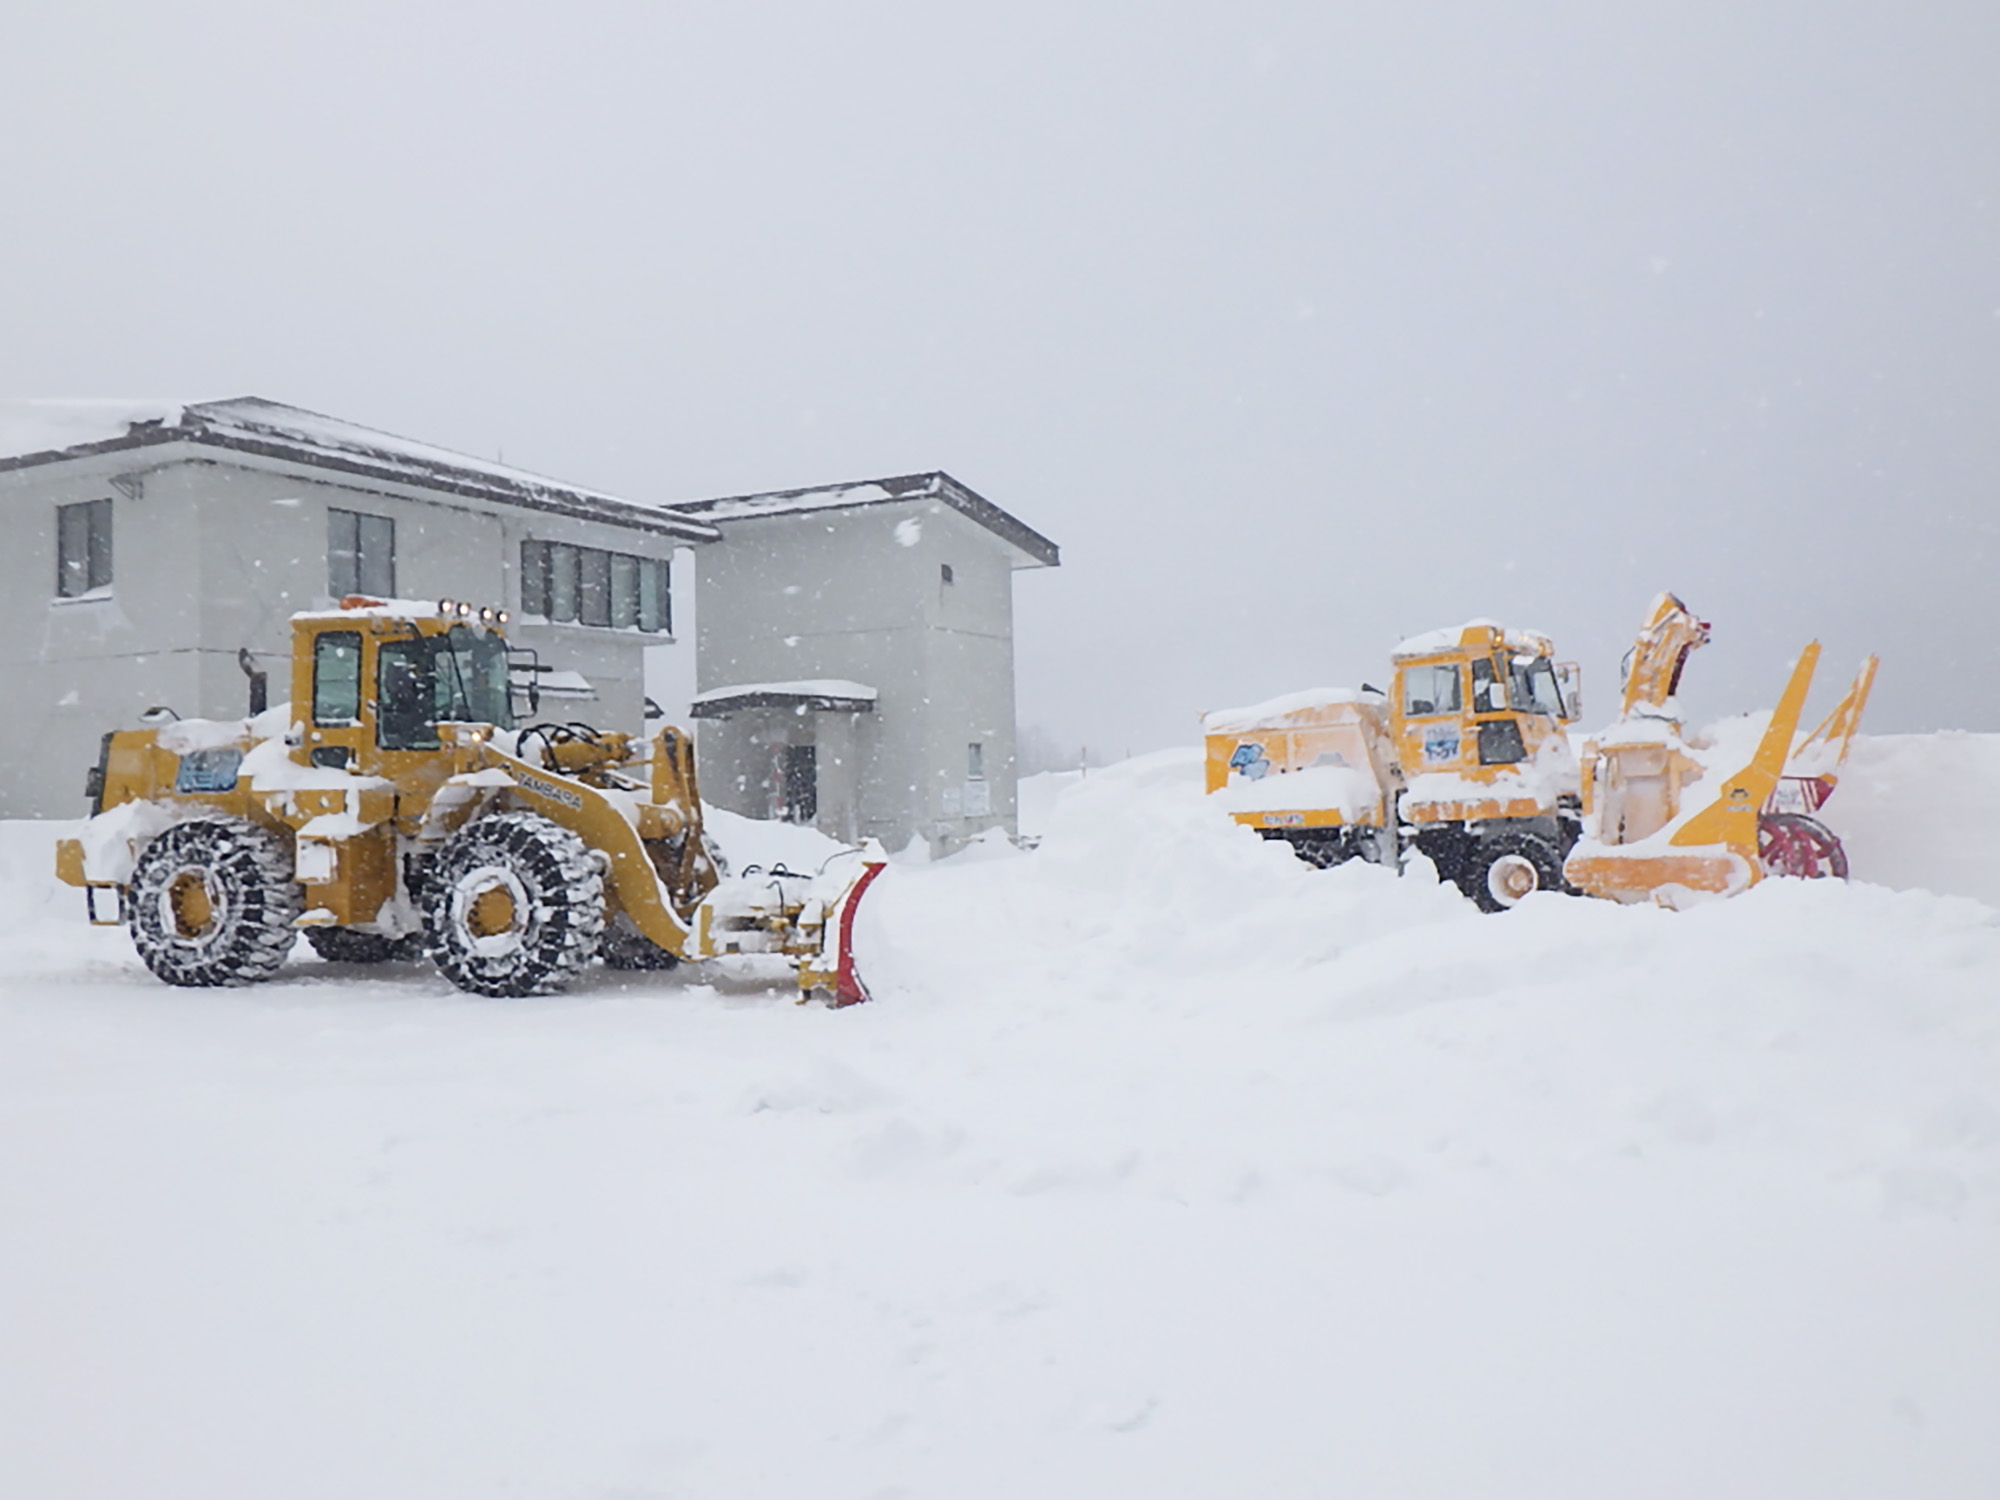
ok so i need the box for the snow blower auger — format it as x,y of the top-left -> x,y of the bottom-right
1561,592 -> 1878,906
54,596 -> 887,1000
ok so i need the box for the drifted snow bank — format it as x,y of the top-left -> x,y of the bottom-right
1,738 -> 1998,1498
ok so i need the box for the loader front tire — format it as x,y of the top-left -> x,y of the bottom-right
1462,830 -> 1567,912
425,811 -> 604,996
129,816 -> 302,987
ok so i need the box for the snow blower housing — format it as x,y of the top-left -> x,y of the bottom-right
55,597 -> 884,998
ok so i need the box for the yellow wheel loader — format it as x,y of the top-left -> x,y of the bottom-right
1204,621 -> 1585,910
55,596 -> 884,1000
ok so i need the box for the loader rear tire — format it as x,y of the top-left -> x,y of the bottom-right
304,927 -> 425,965
425,811 -> 604,996
1462,830 -> 1567,912
129,816 -> 301,987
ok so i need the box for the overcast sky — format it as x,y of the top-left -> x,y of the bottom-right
4,0 -> 1995,753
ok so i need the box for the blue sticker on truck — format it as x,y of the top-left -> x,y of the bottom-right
1228,742 -> 1272,780
1421,726 -> 1460,765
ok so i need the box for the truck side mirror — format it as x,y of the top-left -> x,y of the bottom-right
1556,662 -> 1582,721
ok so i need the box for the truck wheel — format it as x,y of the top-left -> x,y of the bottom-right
304,927 -> 425,964
599,913 -> 681,970
425,811 -> 604,996
1462,830 -> 1567,912
129,816 -> 302,986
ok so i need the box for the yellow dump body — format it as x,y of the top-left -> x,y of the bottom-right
1202,690 -> 1400,834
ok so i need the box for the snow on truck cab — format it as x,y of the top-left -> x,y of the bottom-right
55,596 -> 884,1001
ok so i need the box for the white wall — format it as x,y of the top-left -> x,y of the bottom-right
0,449 -> 682,817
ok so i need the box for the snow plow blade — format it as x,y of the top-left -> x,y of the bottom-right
692,841 -> 889,1006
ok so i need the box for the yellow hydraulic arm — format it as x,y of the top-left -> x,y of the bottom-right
1621,592 -> 1711,717
1671,641 -> 1820,855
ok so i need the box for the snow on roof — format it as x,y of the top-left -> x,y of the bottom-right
1391,619 -> 1555,659
690,679 -> 879,717
0,397 -> 718,543
1202,687 -> 1370,734
672,471 -> 1060,568
0,399 -> 188,463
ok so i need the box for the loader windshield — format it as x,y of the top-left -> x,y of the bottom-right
434,625 -> 514,731
377,627 -> 514,750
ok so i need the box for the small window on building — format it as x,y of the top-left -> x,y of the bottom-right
639,556 -> 670,633
519,540 -> 672,633
941,563 -> 955,586
520,539 -> 549,616
578,546 -> 613,627
967,742 -> 985,779
780,745 -> 817,824
329,508 -> 395,598
313,631 -> 362,724
610,553 -> 640,629
56,498 -> 113,597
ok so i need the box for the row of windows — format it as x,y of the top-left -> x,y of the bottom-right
519,540 -> 671,633
54,501 -> 669,637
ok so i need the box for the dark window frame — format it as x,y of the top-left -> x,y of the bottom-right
329,507 -> 395,598
56,498 -> 114,598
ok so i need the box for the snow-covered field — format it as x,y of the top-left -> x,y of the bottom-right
3,736 -> 1998,1498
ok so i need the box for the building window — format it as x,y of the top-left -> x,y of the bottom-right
780,745 -> 817,824
56,499 -> 113,597
329,508 -> 395,598
519,540 -> 671,632
967,742 -> 984,779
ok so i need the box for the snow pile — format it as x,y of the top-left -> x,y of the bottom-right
1,735 -> 1998,1496
1820,731 -> 2000,909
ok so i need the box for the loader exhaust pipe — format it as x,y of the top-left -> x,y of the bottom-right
237,648 -> 268,717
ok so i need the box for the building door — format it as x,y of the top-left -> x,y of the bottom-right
780,744 -> 817,824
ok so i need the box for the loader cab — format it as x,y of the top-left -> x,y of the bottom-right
293,600 -> 514,779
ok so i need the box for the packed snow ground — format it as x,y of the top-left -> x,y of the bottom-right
2,736 -> 1997,1498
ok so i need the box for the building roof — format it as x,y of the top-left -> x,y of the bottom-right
689,679 -> 879,717
0,397 -> 720,543
670,471 -> 1059,568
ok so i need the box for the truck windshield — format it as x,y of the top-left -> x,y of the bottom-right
378,627 -> 514,749
1510,657 -> 1566,718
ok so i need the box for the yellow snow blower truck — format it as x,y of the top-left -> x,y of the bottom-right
55,596 -> 884,999
1203,621 -> 1585,909
1204,595 -> 1877,911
